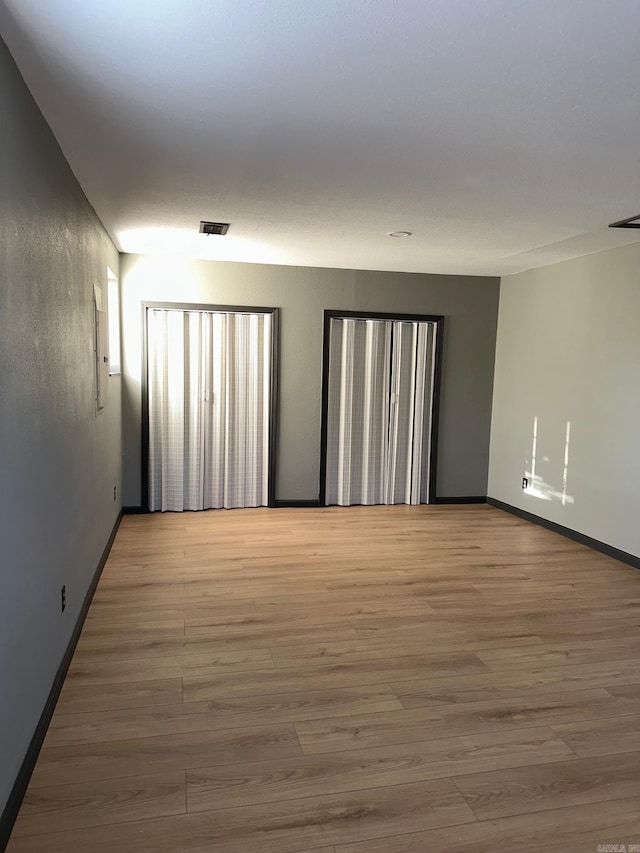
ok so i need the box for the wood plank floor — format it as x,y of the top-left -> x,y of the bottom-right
7,504 -> 640,852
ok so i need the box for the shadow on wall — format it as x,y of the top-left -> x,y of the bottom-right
523,416 -> 574,505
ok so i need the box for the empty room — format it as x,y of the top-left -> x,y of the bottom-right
1,1 -> 640,851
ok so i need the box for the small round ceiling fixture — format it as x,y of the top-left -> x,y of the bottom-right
387,230 -> 413,237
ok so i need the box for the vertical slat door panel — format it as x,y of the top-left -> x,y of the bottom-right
147,308 -> 271,512
325,317 -> 437,507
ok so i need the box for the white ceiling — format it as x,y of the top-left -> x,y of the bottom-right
2,0 -> 640,277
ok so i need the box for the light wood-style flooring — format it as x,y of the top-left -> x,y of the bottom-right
7,504 -> 640,852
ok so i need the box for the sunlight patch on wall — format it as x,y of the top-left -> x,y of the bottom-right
523,415 -> 574,505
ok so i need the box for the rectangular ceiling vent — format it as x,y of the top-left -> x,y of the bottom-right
609,214 -> 640,229
199,221 -> 230,236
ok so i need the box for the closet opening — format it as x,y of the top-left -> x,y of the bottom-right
319,310 -> 444,507
141,302 -> 279,512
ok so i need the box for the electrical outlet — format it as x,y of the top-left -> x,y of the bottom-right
522,477 -> 528,490
113,485 -> 117,501
61,585 -> 66,613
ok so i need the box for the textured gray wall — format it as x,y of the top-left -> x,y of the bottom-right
489,243 -> 640,557
120,255 -> 499,504
0,37 -> 121,813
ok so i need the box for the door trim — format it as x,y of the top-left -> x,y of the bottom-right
141,301 -> 280,512
319,309 -> 444,507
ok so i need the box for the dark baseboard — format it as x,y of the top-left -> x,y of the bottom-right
434,496 -> 487,505
129,503 -> 324,512
0,510 -> 123,849
487,497 -> 640,571
274,499 -> 321,508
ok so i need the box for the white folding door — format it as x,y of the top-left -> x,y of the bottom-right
325,317 -> 437,506
147,308 -> 272,511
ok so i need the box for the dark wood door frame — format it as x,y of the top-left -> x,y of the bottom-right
319,309 -> 445,507
141,301 -> 280,512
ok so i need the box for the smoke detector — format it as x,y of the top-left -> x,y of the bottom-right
199,221 -> 230,235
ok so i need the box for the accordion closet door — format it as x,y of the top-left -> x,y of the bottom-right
324,315 -> 440,507
146,307 -> 274,512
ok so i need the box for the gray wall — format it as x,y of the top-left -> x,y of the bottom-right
121,255 -> 499,505
488,243 -> 640,558
0,37 -> 121,814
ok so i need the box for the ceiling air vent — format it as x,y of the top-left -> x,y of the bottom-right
609,214 -> 640,229
199,221 -> 230,235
